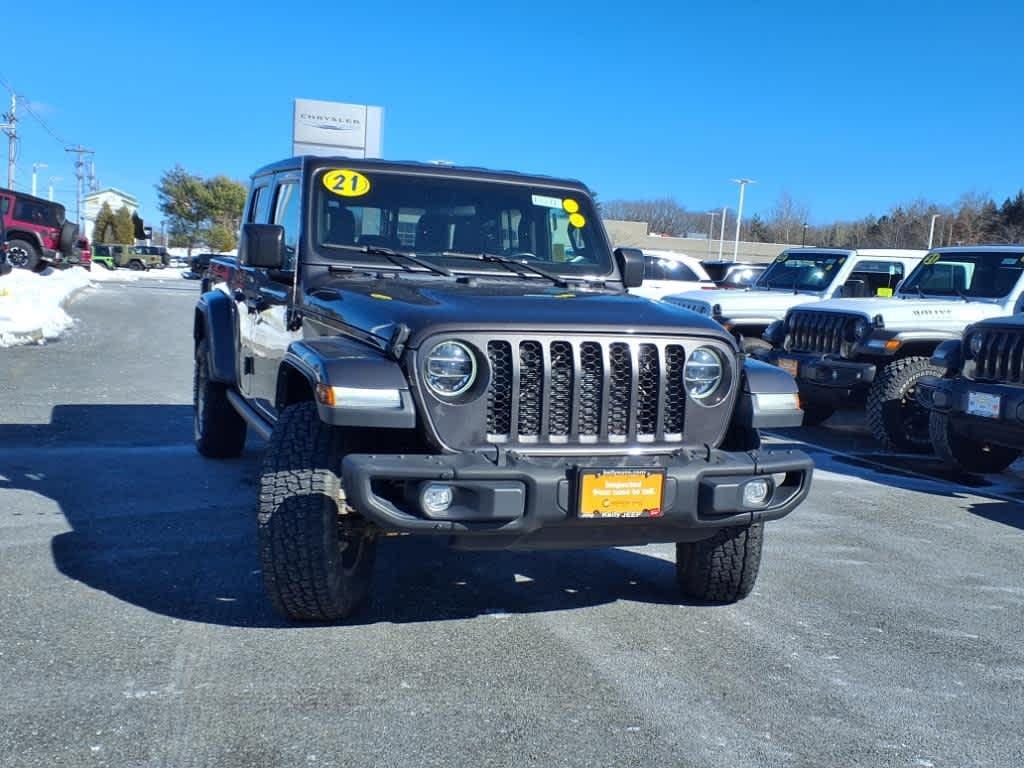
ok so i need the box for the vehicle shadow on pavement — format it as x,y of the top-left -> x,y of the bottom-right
1,404 -> 693,629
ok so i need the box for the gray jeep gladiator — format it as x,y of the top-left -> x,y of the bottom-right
193,157 -> 813,622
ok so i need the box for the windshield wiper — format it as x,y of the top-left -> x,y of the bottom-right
439,251 -> 572,288
954,286 -> 971,303
327,244 -> 452,277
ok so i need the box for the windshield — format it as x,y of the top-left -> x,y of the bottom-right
899,251 -> 1024,299
312,169 -> 611,277
755,252 -> 847,291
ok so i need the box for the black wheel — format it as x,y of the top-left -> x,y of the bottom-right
800,401 -> 835,427
193,339 -> 247,458
929,411 -> 1020,474
867,357 -> 943,452
677,523 -> 764,603
258,401 -> 377,622
6,239 -> 40,271
128,259 -> 144,271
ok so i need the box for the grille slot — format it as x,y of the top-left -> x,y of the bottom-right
483,338 -> 693,446
973,328 -> 1024,384
788,311 -> 849,354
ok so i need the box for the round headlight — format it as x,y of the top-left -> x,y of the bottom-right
969,333 -> 984,358
684,346 -> 726,402
425,341 -> 477,397
853,318 -> 870,341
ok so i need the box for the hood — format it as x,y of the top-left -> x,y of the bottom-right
793,296 -> 1004,333
663,288 -> 822,320
302,275 -> 731,347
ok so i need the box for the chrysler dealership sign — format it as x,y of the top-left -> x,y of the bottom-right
292,98 -> 383,158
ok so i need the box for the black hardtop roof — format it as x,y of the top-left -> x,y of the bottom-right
250,156 -> 591,193
0,186 -> 66,211
931,244 -> 1024,253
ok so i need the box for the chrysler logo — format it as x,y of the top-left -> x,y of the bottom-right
299,113 -> 362,132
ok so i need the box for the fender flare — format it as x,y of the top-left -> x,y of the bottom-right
194,290 -> 238,384
734,358 -> 803,429
5,229 -> 45,251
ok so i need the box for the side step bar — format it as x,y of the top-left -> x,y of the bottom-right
226,390 -> 274,441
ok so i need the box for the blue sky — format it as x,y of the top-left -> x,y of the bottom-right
3,0 -> 1022,229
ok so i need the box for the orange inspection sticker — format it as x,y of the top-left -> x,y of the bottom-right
323,169 -> 371,197
578,469 -> 665,519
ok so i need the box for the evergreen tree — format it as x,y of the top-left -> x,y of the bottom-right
113,206 -> 136,244
92,201 -> 116,244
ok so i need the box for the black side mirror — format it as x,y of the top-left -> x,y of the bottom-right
614,247 -> 644,288
242,223 -> 285,269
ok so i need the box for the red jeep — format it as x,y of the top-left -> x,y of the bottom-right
0,187 -> 78,271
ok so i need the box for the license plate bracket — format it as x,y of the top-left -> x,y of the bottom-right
967,391 -> 1001,419
578,468 -> 665,519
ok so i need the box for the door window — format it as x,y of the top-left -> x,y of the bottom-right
643,256 -> 700,282
847,260 -> 905,297
271,182 -> 300,269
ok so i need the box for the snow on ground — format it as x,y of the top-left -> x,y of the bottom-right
88,266 -> 189,282
0,267 -> 92,347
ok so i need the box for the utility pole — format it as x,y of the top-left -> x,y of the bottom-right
1,93 -> 16,189
65,145 -> 95,232
730,178 -> 755,262
706,211 -> 719,257
928,214 -> 940,249
48,176 -> 62,201
32,162 -> 47,196
718,206 -> 727,259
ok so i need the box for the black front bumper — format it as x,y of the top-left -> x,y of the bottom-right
918,376 -> 1024,450
342,448 -> 813,550
760,350 -> 876,404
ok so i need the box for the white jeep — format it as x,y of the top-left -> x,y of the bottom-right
758,246 -> 1024,451
663,248 -> 926,352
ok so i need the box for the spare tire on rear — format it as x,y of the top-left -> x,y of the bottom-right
59,221 -> 78,257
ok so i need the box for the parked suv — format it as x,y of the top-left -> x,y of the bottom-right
627,249 -> 715,301
92,244 -> 160,270
918,315 -> 1024,473
759,246 -> 1024,450
664,248 -> 925,352
135,245 -> 170,266
701,260 -> 767,289
0,187 -> 78,271
192,157 -> 812,622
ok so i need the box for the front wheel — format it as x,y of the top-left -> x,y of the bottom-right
676,523 -> 764,603
258,401 -> 376,622
128,259 -> 144,271
193,339 -> 247,458
929,411 -> 1020,474
6,239 -> 40,271
867,357 -> 943,452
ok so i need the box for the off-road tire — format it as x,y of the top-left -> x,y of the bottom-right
800,401 -> 835,427
677,523 -> 764,603
128,259 -> 144,271
867,357 -> 943,452
929,411 -> 1020,474
193,339 -> 247,458
258,401 -> 376,622
6,239 -> 40,271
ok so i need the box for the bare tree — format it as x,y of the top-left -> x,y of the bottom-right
767,191 -> 810,243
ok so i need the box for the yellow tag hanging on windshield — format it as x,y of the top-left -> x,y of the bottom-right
323,169 -> 371,197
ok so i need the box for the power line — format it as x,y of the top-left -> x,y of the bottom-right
0,72 -> 68,146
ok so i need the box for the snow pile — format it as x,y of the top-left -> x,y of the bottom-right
0,267 -> 92,347
88,266 -> 188,282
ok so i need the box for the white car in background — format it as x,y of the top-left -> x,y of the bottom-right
629,249 -> 715,301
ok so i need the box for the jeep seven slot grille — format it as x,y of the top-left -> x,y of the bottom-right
787,311 -> 849,355
485,339 -> 687,445
972,328 -> 1024,384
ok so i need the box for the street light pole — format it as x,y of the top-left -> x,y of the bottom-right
31,162 -> 47,196
801,222 -> 808,247
706,211 -> 719,257
48,176 -> 62,201
718,207 -> 727,259
928,214 -> 940,249
730,178 -> 755,262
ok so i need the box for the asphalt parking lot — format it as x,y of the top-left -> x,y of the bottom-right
1,278 -> 1022,768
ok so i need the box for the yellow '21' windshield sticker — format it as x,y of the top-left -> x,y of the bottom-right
323,169 -> 371,197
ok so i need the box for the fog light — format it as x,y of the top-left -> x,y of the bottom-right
421,483 -> 454,514
743,479 -> 771,507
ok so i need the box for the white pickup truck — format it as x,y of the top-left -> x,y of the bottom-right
663,248 -> 926,352
757,246 -> 1024,451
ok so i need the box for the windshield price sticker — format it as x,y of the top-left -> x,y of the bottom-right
562,198 -> 580,213
923,253 -> 941,265
569,212 -> 586,228
323,169 -> 371,197
531,194 -> 563,209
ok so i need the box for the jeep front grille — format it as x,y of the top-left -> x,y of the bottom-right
484,338 -> 688,445
972,328 -> 1024,384
787,311 -> 849,355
